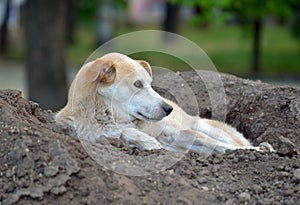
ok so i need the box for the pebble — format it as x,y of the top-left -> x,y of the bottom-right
51,186 -> 67,195
283,189 -> 294,197
213,154 -> 223,164
252,184 -> 263,194
279,171 -> 290,178
201,186 -> 209,191
176,197 -> 192,205
293,168 -> 300,181
162,176 -> 172,186
29,187 -> 44,199
249,152 -> 257,161
277,136 -> 295,155
238,192 -> 251,202
198,177 -> 208,184
5,169 -> 15,178
44,165 -> 59,177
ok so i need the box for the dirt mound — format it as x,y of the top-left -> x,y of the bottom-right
1,71 -> 299,205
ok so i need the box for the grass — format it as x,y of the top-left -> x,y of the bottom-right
2,21 -> 300,79
180,25 -> 300,77
156,178 -> 162,189
67,22 -> 300,78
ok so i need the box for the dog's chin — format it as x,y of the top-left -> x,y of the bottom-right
134,112 -> 164,122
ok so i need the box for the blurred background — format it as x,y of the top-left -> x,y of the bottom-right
0,0 -> 300,110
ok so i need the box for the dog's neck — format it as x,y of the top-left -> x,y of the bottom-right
95,95 -> 137,125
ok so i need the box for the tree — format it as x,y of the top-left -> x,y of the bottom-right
66,0 -> 77,44
171,0 -> 293,76
163,1 -> 181,42
23,0 -> 68,110
163,1 -> 180,33
226,0 -> 292,75
0,0 -> 9,52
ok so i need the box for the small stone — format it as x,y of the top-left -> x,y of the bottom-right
199,169 -> 210,176
176,71 -> 181,76
225,199 -> 237,205
4,183 -> 15,193
5,169 -> 15,178
252,184 -> 263,194
238,192 -> 251,202
48,174 -> 70,188
228,81 -> 235,86
249,152 -> 257,161
162,176 -> 172,186
213,154 -> 223,164
293,169 -> 300,181
279,171 -> 290,178
286,96 -> 295,100
20,156 -> 34,169
51,186 -> 67,195
66,159 -> 80,175
168,169 -> 174,175
44,165 -> 59,177
283,189 -> 293,197
198,177 -> 208,184
277,136 -> 295,156
29,187 -> 44,199
201,186 -> 209,191
176,197 -> 191,205
277,165 -> 285,171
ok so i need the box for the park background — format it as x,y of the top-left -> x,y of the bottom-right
0,0 -> 299,110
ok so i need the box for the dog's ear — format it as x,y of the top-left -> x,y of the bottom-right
136,60 -> 152,77
86,59 -> 116,84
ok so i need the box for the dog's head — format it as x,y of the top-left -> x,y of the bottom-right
83,53 -> 173,121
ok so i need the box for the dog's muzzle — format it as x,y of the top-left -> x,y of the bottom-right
162,102 -> 173,116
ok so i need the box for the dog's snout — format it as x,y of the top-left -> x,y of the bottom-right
162,103 -> 173,115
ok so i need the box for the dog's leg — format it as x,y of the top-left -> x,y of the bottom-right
158,129 -> 244,153
121,128 -> 162,150
191,118 -> 275,152
191,117 -> 252,147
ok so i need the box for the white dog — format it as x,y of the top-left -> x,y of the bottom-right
55,53 -> 273,153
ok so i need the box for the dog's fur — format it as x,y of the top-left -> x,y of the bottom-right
55,53 -> 273,153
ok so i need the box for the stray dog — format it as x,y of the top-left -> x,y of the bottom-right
55,53 -> 274,153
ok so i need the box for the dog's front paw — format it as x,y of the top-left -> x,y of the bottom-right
258,142 -> 275,152
121,128 -> 162,150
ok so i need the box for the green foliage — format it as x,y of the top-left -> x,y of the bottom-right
292,13 -> 300,40
77,0 -> 98,21
77,0 -> 127,21
228,0 -> 292,21
156,178 -> 162,189
171,0 -> 293,22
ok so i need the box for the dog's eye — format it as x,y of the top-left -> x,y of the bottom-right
133,80 -> 143,88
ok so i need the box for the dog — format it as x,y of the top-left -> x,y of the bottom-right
55,52 -> 274,153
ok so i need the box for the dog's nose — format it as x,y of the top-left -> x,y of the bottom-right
162,102 -> 173,115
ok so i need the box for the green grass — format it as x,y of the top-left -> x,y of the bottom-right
2,21 -> 299,79
67,23 -> 300,78
179,25 -> 300,77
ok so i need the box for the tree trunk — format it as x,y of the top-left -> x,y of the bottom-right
0,0 -> 9,52
66,0 -> 76,44
163,2 -> 180,41
252,18 -> 262,76
24,0 -> 67,110
96,0 -> 115,46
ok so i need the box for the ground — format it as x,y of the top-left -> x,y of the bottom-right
0,71 -> 299,205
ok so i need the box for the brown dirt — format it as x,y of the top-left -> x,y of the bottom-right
0,71 -> 299,205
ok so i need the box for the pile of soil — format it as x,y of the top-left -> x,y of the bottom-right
0,71 -> 299,205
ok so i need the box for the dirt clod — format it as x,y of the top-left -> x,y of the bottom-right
294,169 -> 300,182
277,136 -> 296,156
238,192 -> 251,202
